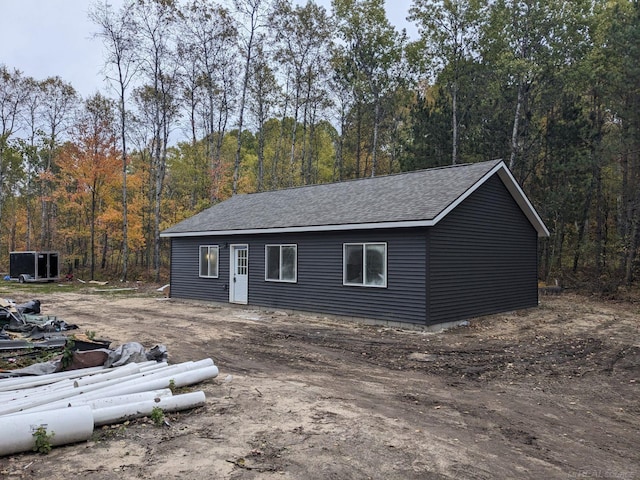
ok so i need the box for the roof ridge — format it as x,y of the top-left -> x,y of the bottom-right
239,158 -> 504,197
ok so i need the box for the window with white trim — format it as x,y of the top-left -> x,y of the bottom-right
199,245 -> 219,278
343,243 -> 387,287
265,244 -> 297,282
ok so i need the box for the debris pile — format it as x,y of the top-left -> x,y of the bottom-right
1,297 -> 78,350
0,298 -> 219,457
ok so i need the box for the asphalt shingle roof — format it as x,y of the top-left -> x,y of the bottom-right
162,159 -> 522,236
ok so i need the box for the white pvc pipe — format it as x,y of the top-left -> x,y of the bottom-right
139,362 -> 168,372
0,362 -> 154,401
89,365 -> 219,399
0,361 -> 195,415
11,362 -> 143,397
72,362 -> 168,387
171,365 -> 219,388
73,360 -> 217,399
0,360 -> 161,393
0,405 -> 94,457
0,366 -> 106,392
93,391 -> 206,427
43,389 -> 173,412
85,389 -> 173,410
7,362 -> 218,416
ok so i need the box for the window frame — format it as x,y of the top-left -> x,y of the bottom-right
199,245 -> 219,278
265,244 -> 298,283
343,242 -> 387,288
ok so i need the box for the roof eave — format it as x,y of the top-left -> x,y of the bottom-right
160,219 -> 437,238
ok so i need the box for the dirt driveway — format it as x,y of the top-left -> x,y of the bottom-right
1,287 -> 639,480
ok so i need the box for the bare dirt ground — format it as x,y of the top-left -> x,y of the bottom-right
1,286 -> 639,480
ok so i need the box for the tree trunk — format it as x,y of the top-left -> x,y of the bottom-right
334,103 -> 346,182
101,232 -> 108,270
573,178 -> 594,273
371,96 -> 380,178
90,189 -> 96,281
451,81 -> 458,165
509,82 -> 525,170
257,117 -> 265,192
625,216 -> 639,285
233,27 -> 255,195
300,88 -> 310,184
119,79 -> 129,282
355,103 -> 362,178
154,118 -> 170,283
594,160 -> 604,287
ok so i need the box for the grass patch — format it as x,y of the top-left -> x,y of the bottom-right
0,280 -> 164,299
0,280 -> 83,296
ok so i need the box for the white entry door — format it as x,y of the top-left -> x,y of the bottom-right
230,245 -> 248,304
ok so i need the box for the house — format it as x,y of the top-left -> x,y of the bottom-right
160,159 -> 549,327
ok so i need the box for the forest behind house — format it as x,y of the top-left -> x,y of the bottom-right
0,0 -> 639,293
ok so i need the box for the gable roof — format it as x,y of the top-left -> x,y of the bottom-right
161,159 -> 549,238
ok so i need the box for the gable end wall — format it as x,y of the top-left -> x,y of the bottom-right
428,174 -> 539,324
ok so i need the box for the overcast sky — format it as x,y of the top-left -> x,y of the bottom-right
0,0 -> 416,99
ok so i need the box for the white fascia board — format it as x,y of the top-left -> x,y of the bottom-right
429,161 -> 549,237
160,219 -> 436,238
495,165 -> 550,237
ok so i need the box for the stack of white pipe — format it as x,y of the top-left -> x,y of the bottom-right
0,358 -> 219,456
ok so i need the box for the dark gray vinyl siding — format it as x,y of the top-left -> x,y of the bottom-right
170,229 -> 427,324
428,175 -> 538,325
169,237 -> 232,303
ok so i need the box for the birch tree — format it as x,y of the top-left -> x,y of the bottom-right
332,0 -> 405,177
247,43 -> 280,191
480,0 -> 586,174
231,0 -> 272,195
180,0 -> 238,202
409,0 -> 485,165
38,77 -> 77,249
0,66 -> 27,226
271,0 -> 334,184
132,0 -> 181,280
90,0 -> 139,281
